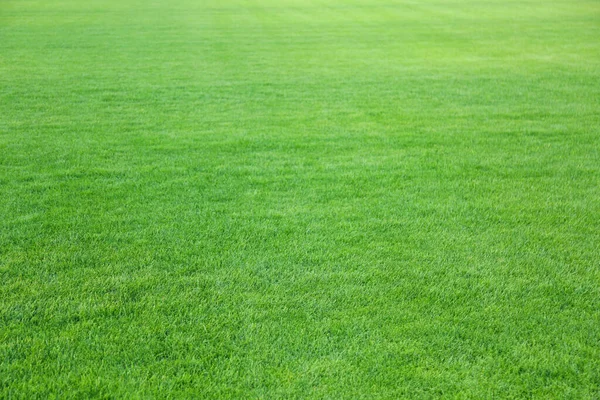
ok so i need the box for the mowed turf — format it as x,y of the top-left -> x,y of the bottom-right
1,0 -> 599,397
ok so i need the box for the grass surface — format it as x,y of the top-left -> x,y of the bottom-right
1,0 -> 600,397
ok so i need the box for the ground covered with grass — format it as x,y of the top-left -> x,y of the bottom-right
1,0 -> 599,397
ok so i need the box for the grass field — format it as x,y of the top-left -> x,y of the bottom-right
1,0 -> 600,397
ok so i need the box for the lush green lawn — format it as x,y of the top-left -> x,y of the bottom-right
1,0 -> 599,397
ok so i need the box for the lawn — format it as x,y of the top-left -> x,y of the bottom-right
1,0 -> 599,397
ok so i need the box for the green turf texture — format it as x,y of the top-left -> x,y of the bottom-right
1,0 -> 599,397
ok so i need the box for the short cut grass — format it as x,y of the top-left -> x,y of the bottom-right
1,0 -> 599,397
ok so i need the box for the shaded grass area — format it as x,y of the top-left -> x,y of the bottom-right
1,0 -> 599,397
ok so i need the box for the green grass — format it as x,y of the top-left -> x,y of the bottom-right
1,0 -> 600,397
